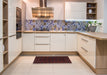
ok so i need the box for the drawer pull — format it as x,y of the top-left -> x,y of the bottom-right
36,44 -> 50,45
35,36 -> 49,38
81,47 -> 88,52
81,38 -> 88,42
9,34 -> 16,37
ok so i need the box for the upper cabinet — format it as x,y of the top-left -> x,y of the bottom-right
65,2 -> 87,20
48,0 -> 64,20
8,0 -> 16,36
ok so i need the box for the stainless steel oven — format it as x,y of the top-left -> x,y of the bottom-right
16,7 -> 22,39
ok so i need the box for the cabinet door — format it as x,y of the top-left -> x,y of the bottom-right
0,0 -> 3,38
8,36 -> 17,63
51,33 -> 66,51
77,35 -> 82,54
0,40 -> 3,72
8,0 -> 16,36
65,2 -> 86,19
16,38 -> 22,55
22,33 -> 35,51
88,37 -> 96,68
66,34 -> 77,51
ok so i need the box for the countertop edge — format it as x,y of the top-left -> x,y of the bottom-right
22,31 -> 107,40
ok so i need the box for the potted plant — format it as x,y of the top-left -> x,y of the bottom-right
86,21 -> 102,32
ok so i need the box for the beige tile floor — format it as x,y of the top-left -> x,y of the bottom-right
2,55 -> 96,75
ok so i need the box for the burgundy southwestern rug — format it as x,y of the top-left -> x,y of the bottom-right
33,56 -> 71,64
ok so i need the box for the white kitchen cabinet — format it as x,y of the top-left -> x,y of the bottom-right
47,0 -> 64,20
78,34 -> 96,68
87,37 -> 96,68
0,40 -> 3,73
51,33 -> 66,51
8,36 -> 17,63
66,34 -> 77,51
35,33 -> 50,51
16,38 -> 22,55
35,45 -> 50,51
65,2 -> 86,19
0,0 -> 3,38
22,33 -> 35,51
8,0 -> 16,36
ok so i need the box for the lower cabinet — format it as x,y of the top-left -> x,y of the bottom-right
8,36 -> 17,63
78,34 -> 96,68
16,38 -> 22,54
22,33 -> 78,52
22,33 -> 35,51
0,40 -> 3,73
35,33 -> 50,51
51,33 -> 66,51
66,33 -> 77,51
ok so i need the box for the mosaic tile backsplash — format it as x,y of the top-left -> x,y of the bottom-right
25,20 -> 93,31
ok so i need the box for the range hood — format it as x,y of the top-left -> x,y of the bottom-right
32,0 -> 54,19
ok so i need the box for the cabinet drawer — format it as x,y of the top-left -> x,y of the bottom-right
35,33 -> 50,37
80,46 -> 89,55
80,35 -> 90,49
80,46 -> 89,61
35,45 -> 50,51
35,37 -> 50,44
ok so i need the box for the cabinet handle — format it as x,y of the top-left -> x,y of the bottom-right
35,36 -> 49,38
81,47 -> 88,52
81,38 -> 88,42
36,44 -> 50,45
9,34 -> 16,37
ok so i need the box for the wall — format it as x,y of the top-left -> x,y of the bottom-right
23,0 -> 39,20
104,0 -> 107,33
94,0 -> 104,32
25,20 -> 97,32
16,0 -> 22,8
94,0 -> 104,20
22,1 -> 26,31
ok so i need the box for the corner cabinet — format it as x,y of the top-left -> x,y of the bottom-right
78,34 -> 96,68
51,33 -> 66,51
22,33 -> 35,51
0,40 -> 3,73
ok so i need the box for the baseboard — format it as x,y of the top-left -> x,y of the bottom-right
78,52 -> 96,73
21,51 -> 78,56
0,52 -> 22,75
